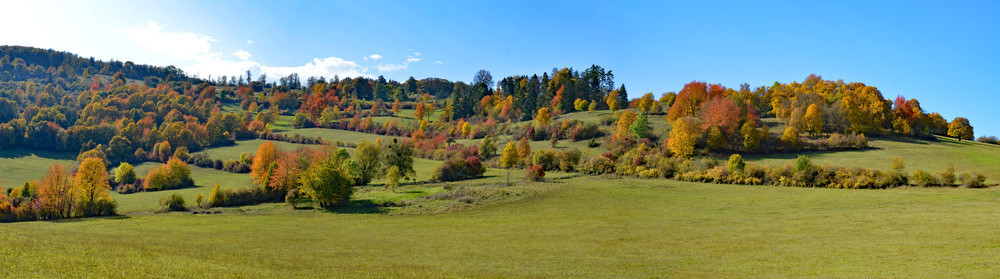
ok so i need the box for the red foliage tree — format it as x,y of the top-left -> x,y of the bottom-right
698,96 -> 743,135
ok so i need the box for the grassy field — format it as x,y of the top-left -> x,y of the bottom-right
194,139 -> 317,161
280,128 -> 405,144
110,163 -> 254,213
4,177 -> 1000,277
747,135 -> 1000,181
0,148 -> 79,189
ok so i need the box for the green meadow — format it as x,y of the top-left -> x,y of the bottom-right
4,177 -> 1000,277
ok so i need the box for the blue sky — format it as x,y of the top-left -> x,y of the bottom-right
1,0 -> 998,136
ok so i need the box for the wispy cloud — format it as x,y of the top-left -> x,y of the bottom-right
233,50 -> 252,60
377,62 -> 408,72
247,40 -> 254,44
406,57 -> 420,63
365,54 -> 383,60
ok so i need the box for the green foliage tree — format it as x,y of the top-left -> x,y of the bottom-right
741,121 -> 760,152
353,140 -> 382,185
382,139 -> 415,181
479,136 -> 497,159
630,113 -> 650,139
385,166 -> 402,193
299,149 -> 354,209
114,162 -> 137,185
727,154 -> 745,173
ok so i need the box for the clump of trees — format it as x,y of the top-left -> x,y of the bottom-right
0,159 -> 117,222
143,157 -> 194,191
212,139 -> 417,210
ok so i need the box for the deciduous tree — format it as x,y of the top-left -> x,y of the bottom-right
667,117 -> 700,158
948,117 -> 974,141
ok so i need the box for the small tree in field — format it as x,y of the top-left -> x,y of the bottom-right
385,166 -> 401,193
500,142 -> 518,186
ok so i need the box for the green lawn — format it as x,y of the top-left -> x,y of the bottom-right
746,135 -> 1000,181
4,177 -> 1000,277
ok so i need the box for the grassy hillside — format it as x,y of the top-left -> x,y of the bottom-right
0,148 -> 78,188
747,135 -> 1000,181
4,177 -> 1000,277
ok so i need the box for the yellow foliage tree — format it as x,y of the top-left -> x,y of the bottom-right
38,163 -> 74,218
615,110 -> 638,138
606,89 -> 621,112
667,117 -> 700,158
803,103 -> 823,136
536,107 -> 551,126
638,92 -> 656,114
500,141 -> 519,186
782,126 -> 800,147
517,137 -> 532,164
250,141 -> 281,186
74,157 -> 112,216
461,121 -> 472,138
574,99 -> 589,111
415,102 -> 426,121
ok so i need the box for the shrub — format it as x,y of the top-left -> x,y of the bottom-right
959,172 -> 987,188
195,194 -> 205,209
159,193 -> 186,212
208,183 -> 226,207
912,170 -> 938,186
727,154 -> 745,173
526,165 -> 545,181
794,155 -> 812,172
143,157 -> 194,191
531,149 -> 558,171
939,164 -> 956,186
558,149 -> 583,172
581,156 -> 615,175
638,168 -> 663,179
587,138 -> 600,148
432,155 -> 486,182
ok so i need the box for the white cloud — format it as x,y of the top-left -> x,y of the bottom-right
247,40 -> 254,44
233,50 -> 252,60
119,21 -> 369,80
124,21 -> 216,61
377,63 -> 408,72
412,52 -> 421,57
435,61 -> 444,64
366,54 -> 383,60
406,57 -> 421,63
264,57 -> 367,79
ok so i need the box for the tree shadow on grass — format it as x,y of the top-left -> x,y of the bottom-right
326,200 -> 388,214
869,135 -> 935,145
0,148 -> 76,160
745,146 -> 883,161
43,214 -> 131,223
